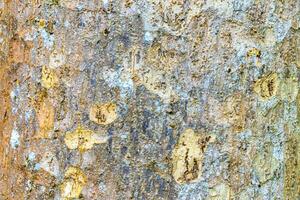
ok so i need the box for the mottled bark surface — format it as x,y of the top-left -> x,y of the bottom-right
0,0 -> 300,199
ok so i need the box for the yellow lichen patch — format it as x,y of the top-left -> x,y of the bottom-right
246,48 -> 261,66
253,73 -> 279,100
41,66 -> 59,89
89,103 -> 117,125
49,50 -> 66,69
64,126 -> 108,152
36,99 -> 54,138
124,0 -> 133,7
38,19 -> 46,28
60,167 -> 87,200
172,129 -> 215,184
247,48 -> 261,58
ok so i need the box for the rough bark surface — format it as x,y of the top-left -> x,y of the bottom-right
0,0 -> 300,199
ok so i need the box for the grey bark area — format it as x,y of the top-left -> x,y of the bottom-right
0,0 -> 299,200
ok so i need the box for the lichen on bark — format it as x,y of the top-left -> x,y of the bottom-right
0,0 -> 299,199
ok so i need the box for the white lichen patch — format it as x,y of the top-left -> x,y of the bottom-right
41,66 -> 59,89
253,73 -> 279,100
203,0 -> 234,18
10,128 -> 20,149
40,29 -> 54,49
172,129 -> 215,184
61,167 -> 87,200
143,0 -> 204,35
101,66 -> 135,100
208,183 -> 231,200
49,50 -> 66,69
28,152 -> 36,161
143,72 -> 173,101
39,152 -> 60,177
144,31 -> 154,43
64,126 -> 108,152
102,0 -> 109,8
264,28 -> 276,47
89,103 -> 118,125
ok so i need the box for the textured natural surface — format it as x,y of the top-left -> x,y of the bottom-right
0,0 -> 300,199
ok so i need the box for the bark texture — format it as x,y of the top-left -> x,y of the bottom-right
0,0 -> 300,199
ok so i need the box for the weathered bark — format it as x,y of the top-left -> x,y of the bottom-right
0,0 -> 299,199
